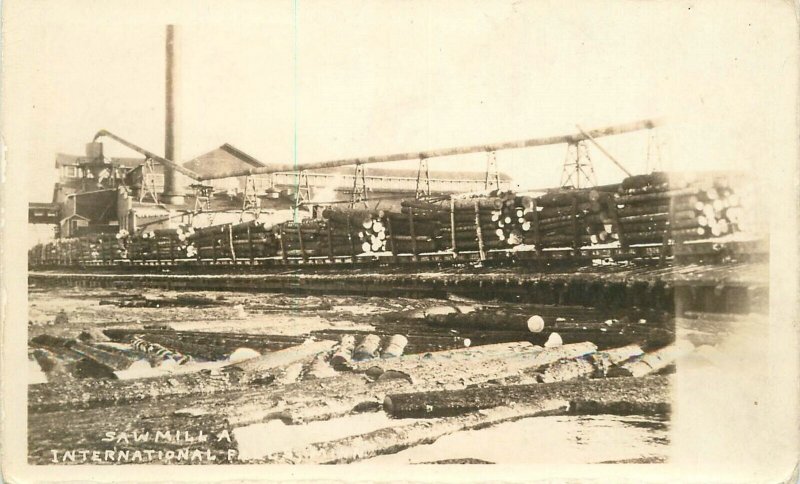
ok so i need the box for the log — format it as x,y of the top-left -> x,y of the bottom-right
523,234 -> 592,246
348,342 -> 554,390
66,340 -> 136,371
392,209 -> 439,222
451,198 -> 503,210
400,199 -> 444,211
353,334 -> 381,361
536,190 -> 593,206
615,187 -> 698,205
386,220 -> 441,235
438,222 -> 501,234
139,333 -> 230,361
350,341 -> 539,369
322,209 -> 378,228
437,211 -> 500,224
31,348 -> 74,382
131,336 -> 192,364
610,341 -> 694,377
620,172 -> 671,190
257,399 -> 569,464
230,340 -> 336,381
390,235 -> 435,243
537,356 -> 597,383
383,375 -> 671,418
30,335 -> 126,375
437,239 -> 506,250
529,341 -> 597,368
106,330 -> 311,355
381,334 -> 408,358
391,240 -> 438,253
230,219 -> 272,235
330,334 -> 356,368
425,310 -> 552,332
526,205 -> 586,221
590,344 -> 645,376
29,340 -> 335,413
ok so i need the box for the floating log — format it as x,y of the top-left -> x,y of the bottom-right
349,342 -> 546,390
139,334 -> 230,361
425,310 -> 552,332
383,374 -> 670,418
30,335 -> 125,375
67,340 -> 136,371
529,341 -> 597,368
259,399 -> 568,464
537,356 -> 597,383
131,336 -> 192,364
330,334 -> 356,368
610,341 -> 694,377
353,334 -> 382,361
381,334 -> 408,358
590,344 -> 645,376
32,339 -> 340,413
31,348 -> 74,382
230,340 -> 336,382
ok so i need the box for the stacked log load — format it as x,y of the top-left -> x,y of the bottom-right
187,221 -> 280,260
228,220 -> 278,259
39,235 -> 127,264
321,208 -> 387,256
523,185 -> 619,249
614,172 -> 743,245
275,219 -> 326,258
382,201 -> 439,254
392,196 -> 511,254
26,171 -> 751,265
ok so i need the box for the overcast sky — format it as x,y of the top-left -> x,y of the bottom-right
4,0 -> 797,203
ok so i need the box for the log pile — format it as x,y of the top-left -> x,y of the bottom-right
387,200 -> 443,254
391,195 -> 516,254
435,196 -> 507,253
321,208 -> 387,256
274,219 -> 326,258
523,186 -> 618,249
614,172 -> 743,245
226,220 -> 277,259
27,171 -> 751,265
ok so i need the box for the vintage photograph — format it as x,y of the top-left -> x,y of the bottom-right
3,0 -> 798,480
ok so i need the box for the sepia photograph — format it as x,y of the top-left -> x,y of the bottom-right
2,0 -> 798,481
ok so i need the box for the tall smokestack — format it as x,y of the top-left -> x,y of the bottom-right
162,24 -> 185,204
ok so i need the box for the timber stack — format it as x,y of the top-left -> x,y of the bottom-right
389,200 -> 443,254
320,208 -> 387,256
523,185 -> 618,249
29,171 -> 753,266
614,172 -> 744,245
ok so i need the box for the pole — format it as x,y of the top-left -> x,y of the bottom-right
193,118 -> 663,181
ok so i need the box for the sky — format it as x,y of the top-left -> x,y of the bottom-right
3,0 -> 797,203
